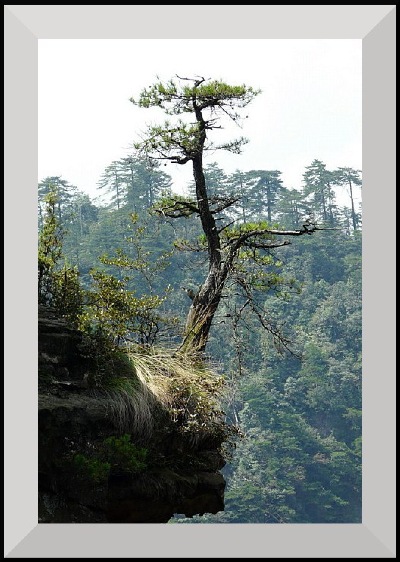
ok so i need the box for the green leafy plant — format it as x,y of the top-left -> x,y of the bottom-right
73,453 -> 111,483
72,434 -> 147,483
103,434 -> 148,474
38,188 -> 84,324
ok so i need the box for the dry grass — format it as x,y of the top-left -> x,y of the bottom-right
104,378 -> 158,441
103,346 -> 227,444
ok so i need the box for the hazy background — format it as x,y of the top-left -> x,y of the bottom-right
39,39 -> 362,202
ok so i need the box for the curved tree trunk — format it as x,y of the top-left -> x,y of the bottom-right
178,103 -> 228,355
180,266 -> 228,354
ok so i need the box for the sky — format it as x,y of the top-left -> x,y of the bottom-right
38,39 -> 362,204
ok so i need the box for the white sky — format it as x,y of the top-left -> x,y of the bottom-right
38,39 -> 362,204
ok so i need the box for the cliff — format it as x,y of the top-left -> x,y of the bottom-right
38,305 -> 227,523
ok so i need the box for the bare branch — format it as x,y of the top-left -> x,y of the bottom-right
235,276 -> 301,357
228,223 -> 335,254
244,240 -> 291,250
176,75 -> 206,87
209,195 -> 241,214
217,220 -> 236,234
174,239 -> 206,253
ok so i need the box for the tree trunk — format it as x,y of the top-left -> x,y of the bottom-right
179,106 -> 228,354
180,264 -> 227,354
348,179 -> 357,231
266,180 -> 272,223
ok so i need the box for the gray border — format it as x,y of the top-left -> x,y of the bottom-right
4,5 -> 396,558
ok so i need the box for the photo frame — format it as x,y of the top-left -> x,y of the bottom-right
4,5 -> 396,558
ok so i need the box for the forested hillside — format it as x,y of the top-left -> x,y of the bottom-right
38,150 -> 362,523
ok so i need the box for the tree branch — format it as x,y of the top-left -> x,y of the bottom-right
243,240 -> 291,250
153,198 -> 200,218
235,276 -> 300,357
209,195 -> 241,214
229,224 -> 334,254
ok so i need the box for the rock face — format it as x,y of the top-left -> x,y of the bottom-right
38,306 -> 226,523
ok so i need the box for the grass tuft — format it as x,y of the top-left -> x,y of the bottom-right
102,345 -> 229,445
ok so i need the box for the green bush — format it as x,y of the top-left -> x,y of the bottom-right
73,453 -> 111,483
72,434 -> 148,483
103,434 -> 148,474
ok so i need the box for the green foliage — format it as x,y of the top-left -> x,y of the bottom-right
101,212 -> 174,279
131,78 -> 260,116
72,435 -> 148,483
78,327 -> 135,388
80,268 -> 166,345
38,189 -> 84,324
302,159 -> 337,225
97,155 -> 172,211
73,454 -> 111,483
75,212 -> 177,349
50,263 -> 84,323
333,168 -> 362,231
103,434 -> 148,474
183,224 -> 361,524
38,176 -> 78,225
38,190 -> 63,303
153,195 -> 199,218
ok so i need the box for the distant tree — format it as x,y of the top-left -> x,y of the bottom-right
246,170 -> 285,222
121,155 -> 172,211
188,161 -> 229,198
224,169 -> 286,224
274,187 -> 306,229
227,170 -> 253,223
333,167 -> 362,231
73,193 -> 99,234
98,156 -> 172,213
38,189 -> 83,323
38,189 -> 63,303
61,192 -> 99,272
97,161 -> 126,210
130,75 -> 328,355
302,160 -> 337,225
38,176 -> 78,224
